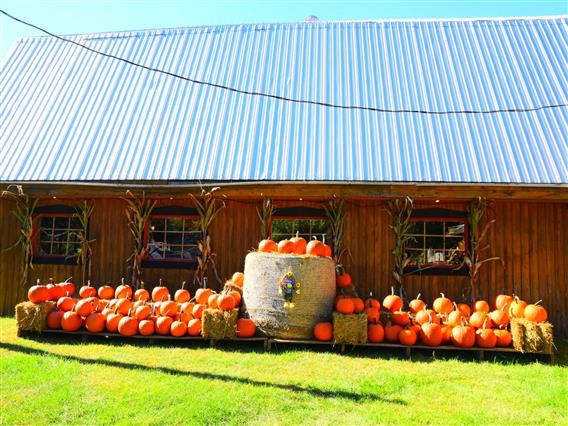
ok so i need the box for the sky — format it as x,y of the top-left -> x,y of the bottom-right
1,0 -> 567,58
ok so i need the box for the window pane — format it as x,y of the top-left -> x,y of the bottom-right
166,218 -> 184,232
147,216 -> 201,261
446,222 -> 465,236
408,221 -> 423,235
150,218 -> 165,232
271,218 -> 331,243
53,217 -> 69,229
425,221 -> 443,235
165,232 -> 183,245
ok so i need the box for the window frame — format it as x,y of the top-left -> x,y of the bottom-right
142,213 -> 201,269
403,210 -> 469,276
32,210 -> 83,265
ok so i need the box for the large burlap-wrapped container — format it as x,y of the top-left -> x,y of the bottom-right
15,301 -> 56,332
243,252 -> 336,339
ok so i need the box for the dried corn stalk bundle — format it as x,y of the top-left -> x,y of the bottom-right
15,301 -> 56,332
202,308 -> 238,340
333,312 -> 367,345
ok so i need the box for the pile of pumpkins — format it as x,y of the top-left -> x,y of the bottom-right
257,233 -> 332,257
314,276 -> 548,348
27,274 -> 257,338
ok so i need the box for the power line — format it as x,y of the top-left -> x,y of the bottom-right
2,8 -> 567,115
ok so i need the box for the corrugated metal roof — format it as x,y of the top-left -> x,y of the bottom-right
0,17 -> 567,184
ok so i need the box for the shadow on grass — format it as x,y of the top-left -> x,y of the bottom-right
0,342 -> 406,405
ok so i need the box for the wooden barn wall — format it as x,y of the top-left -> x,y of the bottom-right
1,196 -> 566,337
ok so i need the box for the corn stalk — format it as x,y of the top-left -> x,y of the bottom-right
323,197 -> 347,264
386,196 -> 414,299
71,200 -> 95,285
461,197 -> 504,302
1,185 -> 37,291
256,198 -> 274,240
124,190 -> 156,287
190,187 -> 225,287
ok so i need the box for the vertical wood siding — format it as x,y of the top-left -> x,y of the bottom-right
1,197 -> 566,337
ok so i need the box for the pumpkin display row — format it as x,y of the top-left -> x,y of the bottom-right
314,290 -> 548,349
257,235 -> 332,257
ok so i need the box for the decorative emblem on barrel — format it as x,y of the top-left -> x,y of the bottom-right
278,271 -> 301,308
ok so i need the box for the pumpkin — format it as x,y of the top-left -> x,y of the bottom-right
47,280 -> 65,300
115,298 -> 133,316
192,304 -> 206,319
207,293 -> 219,309
336,297 -> 355,315
457,303 -> 471,318
433,293 -> 453,315
115,279 -> 133,300
170,320 -> 187,337
232,272 -> 245,287
367,323 -> 385,343
399,327 -> 418,346
98,285 -> 114,300
306,239 -> 325,256
138,319 -> 155,336
364,297 -> 380,310
336,273 -> 352,288
180,302 -> 195,314
160,300 -> 179,317
384,322 -> 402,343
134,304 -> 151,320
155,316 -> 174,335
134,288 -> 150,302
365,307 -> 380,324
61,311 -> 82,331
187,319 -> 202,336
352,298 -> 365,314
419,322 -> 443,346
28,281 -> 49,303
475,328 -> 497,348
47,310 -> 64,329
409,324 -> 421,335
118,316 -> 138,336
101,306 -> 114,318
85,312 -> 105,333
174,282 -> 190,303
57,296 -> 76,312
441,324 -> 453,344
258,239 -> 278,253
60,279 -> 75,296
176,311 -> 193,324
474,300 -> 490,313
277,239 -> 295,254
508,297 -> 527,318
489,309 -> 509,328
451,324 -> 476,347
524,303 -> 547,322
391,309 -> 410,326
230,290 -> 242,307
494,329 -> 512,347
79,283 -> 96,299
494,294 -> 514,312
195,288 -> 213,305
218,294 -> 236,311
105,312 -> 123,332
414,307 -> 440,325
75,299 -> 95,317
314,322 -> 333,341
152,281 -> 170,302
409,293 -> 425,314
290,233 -> 307,254
469,311 -> 488,329
383,288 -> 403,313
236,318 -> 256,337
446,305 -> 464,327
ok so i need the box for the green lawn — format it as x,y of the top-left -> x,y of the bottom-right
1,317 -> 566,425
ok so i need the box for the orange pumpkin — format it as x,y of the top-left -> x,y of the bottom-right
207,293 -> 219,309
231,272 -> 245,287
336,297 -> 355,315
115,279 -> 133,300
441,324 -> 453,344
98,285 -> 114,300
290,234 -> 307,254
419,322 -> 443,346
176,311 -> 193,324
192,304 -> 206,319
160,300 -> 179,317
383,288 -> 403,313
433,293 -> 453,315
85,312 -> 105,333
367,323 -> 384,343
180,302 -> 195,314
61,311 -> 83,331
134,304 -> 152,321
451,324 -> 476,347
457,303 -> 471,318
384,322 -> 402,343
28,282 -> 49,304
509,296 -> 527,318
195,288 -> 213,305
134,288 -> 150,302
277,239 -> 295,254
60,279 -> 75,296
47,281 -> 65,301
138,319 -> 155,336
152,282 -> 170,302
446,307 -> 464,327
313,322 -> 333,341
364,297 -> 380,310
187,318 -> 202,336
365,307 -> 380,324
469,311 -> 488,329
409,293 -> 425,314
230,290 -> 242,307
322,243 -> 332,257
489,309 -> 509,328
524,303 -> 547,322
236,318 -> 256,338
218,294 -> 236,311
494,329 -> 512,347
414,308 -> 440,326
474,300 -> 490,313
79,284 -> 96,299
306,239 -> 324,256
494,294 -> 514,312
336,273 -> 352,288
174,287 -> 190,303
352,297 -> 365,314
57,296 -> 76,312
258,239 -> 278,253
399,327 -> 418,346
476,328 -> 497,348
391,309 -> 410,326
118,316 -> 138,336
47,310 -> 64,329
75,299 -> 95,317
105,312 -> 123,332
170,320 -> 187,337
155,316 -> 174,335
115,298 -> 133,316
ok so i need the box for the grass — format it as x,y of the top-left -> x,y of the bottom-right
1,317 -> 566,425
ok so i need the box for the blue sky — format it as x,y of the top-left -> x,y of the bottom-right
1,0 -> 566,57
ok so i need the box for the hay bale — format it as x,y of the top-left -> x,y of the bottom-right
539,322 -> 554,355
243,252 -> 336,339
202,308 -> 238,340
524,320 -> 542,353
333,312 -> 367,345
15,301 -> 56,332
510,317 -> 554,354
510,318 -> 525,352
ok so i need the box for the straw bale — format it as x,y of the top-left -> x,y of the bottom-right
15,301 -> 56,332
333,312 -> 367,345
202,308 -> 238,340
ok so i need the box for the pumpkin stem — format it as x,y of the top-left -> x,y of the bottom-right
87,279 -> 91,286
416,293 -> 421,300
64,277 -> 72,283
391,286 -> 394,296
181,281 -> 186,290
49,277 -> 54,284
36,278 -> 41,285
140,281 -> 145,289
440,292 -> 445,298
121,277 -> 125,285
535,299 -> 542,305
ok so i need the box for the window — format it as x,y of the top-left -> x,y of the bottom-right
404,209 -> 468,274
143,206 -> 201,268
271,206 -> 332,245
33,205 -> 83,264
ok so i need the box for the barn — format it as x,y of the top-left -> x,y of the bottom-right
0,16 -> 566,337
